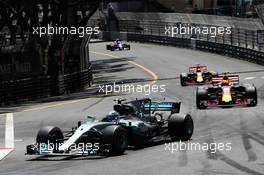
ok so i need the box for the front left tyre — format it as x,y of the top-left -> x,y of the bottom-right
180,73 -> 187,86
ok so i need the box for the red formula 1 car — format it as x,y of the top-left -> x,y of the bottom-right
196,74 -> 257,109
180,65 -> 217,86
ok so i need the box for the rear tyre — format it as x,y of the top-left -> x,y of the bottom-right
36,126 -> 64,146
102,125 -> 128,155
168,114 -> 193,141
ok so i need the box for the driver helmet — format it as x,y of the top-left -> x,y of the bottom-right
221,74 -> 230,86
108,111 -> 119,115
105,111 -> 119,121
196,67 -> 201,72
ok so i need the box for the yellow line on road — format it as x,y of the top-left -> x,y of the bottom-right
90,51 -> 158,85
11,93 -> 111,114
21,98 -> 90,113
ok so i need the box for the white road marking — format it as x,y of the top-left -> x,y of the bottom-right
261,76 -> 264,79
5,113 -> 14,148
244,77 -> 256,80
0,113 -> 14,160
14,139 -> 23,142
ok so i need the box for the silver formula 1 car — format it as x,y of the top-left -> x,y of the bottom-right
26,98 -> 193,156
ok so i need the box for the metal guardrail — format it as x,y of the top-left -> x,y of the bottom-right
93,16 -> 264,65
0,32 -> 93,106
0,66 -> 93,105
117,20 -> 264,52
123,32 -> 264,65
98,29 -> 264,66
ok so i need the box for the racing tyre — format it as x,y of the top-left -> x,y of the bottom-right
106,45 -> 111,50
168,113 -> 193,141
180,73 -> 187,86
196,87 -> 208,109
126,44 -> 131,50
245,85 -> 257,107
36,126 -> 64,144
102,125 -> 128,155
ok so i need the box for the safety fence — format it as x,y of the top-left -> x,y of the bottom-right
124,33 -> 264,65
0,27 -> 94,105
0,67 -> 92,105
91,14 -> 264,65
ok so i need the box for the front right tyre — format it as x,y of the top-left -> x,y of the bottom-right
102,125 -> 128,155
36,126 -> 64,144
196,87 -> 208,109
168,114 -> 194,141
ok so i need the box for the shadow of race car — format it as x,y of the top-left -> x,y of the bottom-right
180,65 -> 218,86
26,98 -> 194,157
196,74 -> 257,109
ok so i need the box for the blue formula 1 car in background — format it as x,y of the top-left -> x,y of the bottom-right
26,98 -> 193,157
106,39 -> 131,51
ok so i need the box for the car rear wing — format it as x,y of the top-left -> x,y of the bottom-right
212,74 -> 239,85
143,102 -> 181,114
189,66 -> 207,73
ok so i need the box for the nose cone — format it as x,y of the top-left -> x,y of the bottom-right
222,94 -> 232,102
197,75 -> 203,82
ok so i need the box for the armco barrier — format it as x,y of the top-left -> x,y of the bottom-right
125,33 -> 264,65
0,31 -> 93,105
0,67 -> 92,106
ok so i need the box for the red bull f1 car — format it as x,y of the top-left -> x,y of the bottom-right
196,74 -> 257,109
26,98 -> 193,157
180,65 -> 217,86
106,39 -> 130,51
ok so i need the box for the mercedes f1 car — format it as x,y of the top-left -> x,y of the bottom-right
196,74 -> 257,109
106,39 -> 130,51
26,98 -> 193,156
180,65 -> 217,86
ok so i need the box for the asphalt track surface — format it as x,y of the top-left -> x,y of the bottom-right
0,42 -> 264,175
